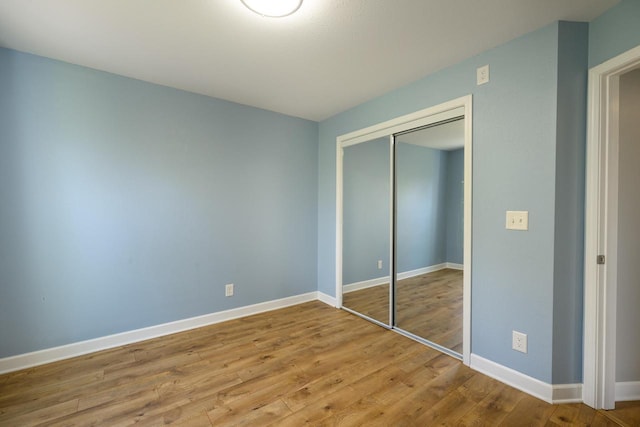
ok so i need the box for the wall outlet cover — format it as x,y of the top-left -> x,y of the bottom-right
225,283 -> 234,297
477,65 -> 490,85
512,330 -> 527,353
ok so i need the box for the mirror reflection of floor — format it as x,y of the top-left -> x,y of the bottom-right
342,282 -> 390,325
342,269 -> 463,353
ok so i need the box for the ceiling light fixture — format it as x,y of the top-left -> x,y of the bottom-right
240,0 -> 303,17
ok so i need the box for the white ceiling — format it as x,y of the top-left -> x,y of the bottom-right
0,0 -> 619,122
397,119 -> 465,151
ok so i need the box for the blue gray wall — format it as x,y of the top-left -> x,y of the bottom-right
342,138 -> 390,284
396,143 -> 447,272
1,0 -> 638,387
445,148 -> 464,265
552,22 -> 589,384
0,48 -> 318,358
589,0 -> 640,67
318,22 -> 588,383
342,141 -> 463,285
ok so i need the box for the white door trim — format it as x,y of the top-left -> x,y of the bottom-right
335,95 -> 472,365
583,44 -> 640,410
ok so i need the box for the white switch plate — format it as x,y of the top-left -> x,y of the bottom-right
225,283 -> 234,297
506,211 -> 528,230
477,64 -> 489,85
512,330 -> 528,353
377,260 -> 383,269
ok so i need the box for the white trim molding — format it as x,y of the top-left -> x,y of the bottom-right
552,383 -> 584,404
343,276 -> 390,293
317,291 -> 338,307
344,262 -> 462,293
616,381 -> 640,402
0,292 -> 321,374
396,263 -> 447,280
584,43 -> 640,410
470,354 -> 582,404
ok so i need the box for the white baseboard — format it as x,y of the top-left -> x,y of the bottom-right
446,262 -> 464,270
343,276 -> 389,293
397,263 -> 447,280
317,291 -> 337,307
469,354 -> 582,404
552,383 -> 583,403
343,263 -> 463,293
616,381 -> 640,401
0,291 -> 319,375
470,354 -> 552,402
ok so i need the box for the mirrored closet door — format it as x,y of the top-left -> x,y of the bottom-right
394,119 -> 465,355
341,137 -> 392,326
338,99 -> 471,361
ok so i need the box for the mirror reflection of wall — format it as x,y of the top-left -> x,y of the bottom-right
342,137 -> 390,325
395,119 -> 464,354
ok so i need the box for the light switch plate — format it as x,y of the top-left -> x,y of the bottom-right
506,211 -> 528,230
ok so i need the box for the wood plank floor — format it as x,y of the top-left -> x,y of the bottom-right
0,301 -> 638,426
342,281 -> 390,324
343,268 -> 463,353
396,269 -> 463,353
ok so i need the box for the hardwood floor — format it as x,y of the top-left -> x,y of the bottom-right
396,268 -> 463,353
342,281 -> 390,324
343,268 -> 463,353
0,301 -> 638,426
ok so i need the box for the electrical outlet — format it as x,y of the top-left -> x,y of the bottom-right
225,283 -> 234,297
512,330 -> 527,353
477,64 -> 490,85
377,260 -> 383,269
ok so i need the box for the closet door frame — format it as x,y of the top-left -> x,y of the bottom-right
336,95 -> 473,365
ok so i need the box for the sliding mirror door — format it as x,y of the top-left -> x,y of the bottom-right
341,137 -> 391,326
337,97 -> 472,363
394,119 -> 465,355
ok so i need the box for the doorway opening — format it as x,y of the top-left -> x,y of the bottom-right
583,44 -> 640,409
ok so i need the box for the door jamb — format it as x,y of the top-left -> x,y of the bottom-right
583,44 -> 640,409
